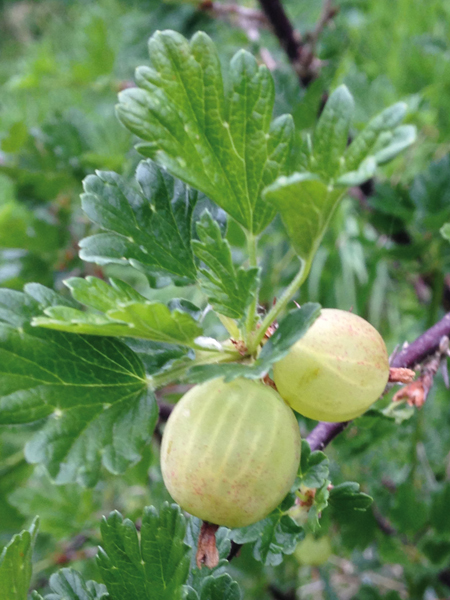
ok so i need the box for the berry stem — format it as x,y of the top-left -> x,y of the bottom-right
244,231 -> 259,342
249,256 -> 311,353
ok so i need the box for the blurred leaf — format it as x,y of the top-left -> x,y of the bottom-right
328,482 -> 373,512
9,470 -> 99,538
0,203 -> 60,254
186,574 -> 241,600
441,222 -> 450,241
97,503 -> 191,600
32,569 -> 109,600
192,211 -> 259,320
410,155 -> 450,230
1,122 -> 28,154
80,161 -> 198,282
0,517 -> 38,600
336,156 -> 377,187
343,102 -> 411,171
390,482 -> 428,535
430,482 -> 450,534
117,30 -> 294,234
312,85 -> 354,179
0,287 -> 157,487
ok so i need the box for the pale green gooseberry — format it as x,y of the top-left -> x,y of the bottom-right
161,377 -> 301,529
294,534 -> 332,566
273,309 -> 390,422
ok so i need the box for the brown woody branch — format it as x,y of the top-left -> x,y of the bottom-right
306,312 -> 450,452
258,0 -> 336,86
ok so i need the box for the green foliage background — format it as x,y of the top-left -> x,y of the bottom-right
1,0 -> 450,598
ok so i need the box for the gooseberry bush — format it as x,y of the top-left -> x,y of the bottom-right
4,22 -> 445,600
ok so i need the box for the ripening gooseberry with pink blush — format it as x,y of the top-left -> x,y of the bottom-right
273,309 -> 390,422
160,377 -> 301,528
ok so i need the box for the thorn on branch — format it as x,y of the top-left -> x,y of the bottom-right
196,521 -> 219,569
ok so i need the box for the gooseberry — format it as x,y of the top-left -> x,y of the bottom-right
161,377 -> 301,529
273,309 -> 389,422
294,534 -> 332,566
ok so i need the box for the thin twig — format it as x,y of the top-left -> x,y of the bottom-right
307,0 -> 338,53
307,313 -> 450,452
258,0 -> 335,86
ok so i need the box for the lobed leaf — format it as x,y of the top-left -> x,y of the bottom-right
192,211 -> 259,319
32,569 -> 109,600
311,85 -> 354,179
97,503 -> 191,600
232,497 -> 304,566
0,286 -> 158,487
0,518 -> 39,600
32,276 -> 203,346
343,102 -> 410,171
328,482 -> 373,512
117,30 -> 294,234
263,173 -> 344,265
298,440 -> 330,489
80,160 -> 197,283
263,87 -> 415,265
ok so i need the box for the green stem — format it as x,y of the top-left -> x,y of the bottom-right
248,257 -> 310,353
244,231 -> 259,341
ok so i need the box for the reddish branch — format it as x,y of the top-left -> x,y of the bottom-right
306,312 -> 450,452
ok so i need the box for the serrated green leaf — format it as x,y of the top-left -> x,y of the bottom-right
33,569 -> 109,600
232,506 -> 304,566
336,156 -> 377,187
263,89 -> 414,265
298,440 -> 329,489
192,211 -> 259,319
97,503 -> 191,600
0,517 -> 38,600
32,276 -> 203,346
343,102 -> 409,172
328,482 -> 373,512
263,173 -> 344,263
0,287 -> 158,486
199,575 -> 241,600
116,30 -> 294,234
311,85 -> 354,178
80,161 -> 197,282
187,303 -> 321,383
373,124 -> 416,164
